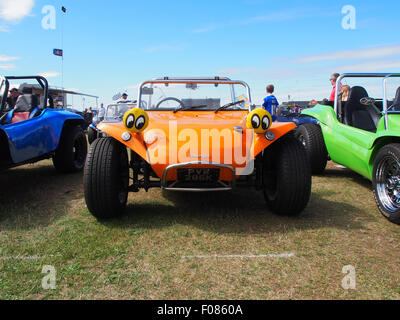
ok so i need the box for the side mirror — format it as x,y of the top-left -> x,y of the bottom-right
360,97 -> 376,106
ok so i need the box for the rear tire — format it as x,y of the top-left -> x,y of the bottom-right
53,125 -> 87,173
373,143 -> 400,225
295,123 -> 328,174
84,137 -> 129,219
263,134 -> 311,215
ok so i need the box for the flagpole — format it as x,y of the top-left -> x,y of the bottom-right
61,6 -> 65,90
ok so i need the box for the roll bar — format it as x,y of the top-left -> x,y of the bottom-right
335,73 -> 400,131
1,76 -> 49,111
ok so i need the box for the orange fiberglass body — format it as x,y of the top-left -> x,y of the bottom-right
84,77 -> 311,219
98,111 -> 295,185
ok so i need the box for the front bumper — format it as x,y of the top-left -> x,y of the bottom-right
161,161 -> 236,192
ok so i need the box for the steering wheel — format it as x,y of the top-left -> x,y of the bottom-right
360,97 -> 376,106
155,97 -> 184,109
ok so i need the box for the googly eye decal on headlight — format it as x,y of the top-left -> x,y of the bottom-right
251,114 -> 260,129
262,115 -> 270,130
125,114 -> 135,129
135,115 -> 146,130
123,108 -> 149,133
246,108 -> 272,134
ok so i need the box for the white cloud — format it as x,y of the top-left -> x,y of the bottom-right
217,66 -> 301,79
0,54 -> 20,62
0,63 -> 15,70
217,67 -> 255,75
192,25 -> 217,34
0,0 -> 35,22
39,71 -> 61,78
193,7 -> 327,34
332,60 -> 400,73
0,25 -> 9,32
296,45 -> 400,63
126,83 -> 141,90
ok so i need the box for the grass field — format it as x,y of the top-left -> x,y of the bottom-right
0,160 -> 399,300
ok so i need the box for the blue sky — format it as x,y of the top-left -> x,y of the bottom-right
1,0 -> 400,107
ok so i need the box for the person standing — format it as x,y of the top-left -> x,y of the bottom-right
329,73 -> 342,102
340,85 -> 350,102
262,84 -> 279,121
98,103 -> 106,122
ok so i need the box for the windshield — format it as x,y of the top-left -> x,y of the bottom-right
139,81 -> 250,111
106,103 -> 136,119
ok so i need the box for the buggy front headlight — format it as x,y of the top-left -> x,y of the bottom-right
246,108 -> 272,134
123,108 -> 149,133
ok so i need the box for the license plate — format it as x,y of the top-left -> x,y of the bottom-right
177,168 -> 220,183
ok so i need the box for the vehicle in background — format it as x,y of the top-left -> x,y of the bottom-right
87,101 -> 137,144
0,75 -> 87,173
300,73 -> 400,225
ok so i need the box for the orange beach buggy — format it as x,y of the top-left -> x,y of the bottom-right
84,77 -> 311,219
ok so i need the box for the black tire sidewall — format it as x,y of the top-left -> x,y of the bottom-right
295,124 -> 327,174
84,138 -> 129,219
88,127 -> 97,144
263,134 -> 311,215
53,125 -> 88,173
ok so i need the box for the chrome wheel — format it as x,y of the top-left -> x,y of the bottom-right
376,155 -> 400,213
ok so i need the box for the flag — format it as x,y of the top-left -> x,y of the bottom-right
112,93 -> 122,101
53,49 -> 63,57
61,6 -> 67,13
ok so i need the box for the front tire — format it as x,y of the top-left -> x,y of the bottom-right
53,125 -> 88,173
263,134 -> 311,215
373,144 -> 400,225
295,124 -> 328,174
84,137 -> 130,219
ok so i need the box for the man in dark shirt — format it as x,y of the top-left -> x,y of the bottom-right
6,88 -> 20,109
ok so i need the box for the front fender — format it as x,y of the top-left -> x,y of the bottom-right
252,122 -> 296,158
302,104 -> 337,126
97,122 -> 148,162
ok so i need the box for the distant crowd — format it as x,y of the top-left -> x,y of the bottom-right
262,72 -> 349,121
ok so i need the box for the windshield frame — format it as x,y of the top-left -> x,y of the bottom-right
0,76 -> 5,112
137,77 -> 252,111
105,103 -> 137,119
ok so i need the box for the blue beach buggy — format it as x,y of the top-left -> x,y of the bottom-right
0,75 -> 87,172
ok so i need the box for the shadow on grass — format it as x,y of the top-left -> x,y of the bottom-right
102,187 -> 373,235
0,160 -> 375,235
0,162 -> 83,229
323,166 -> 372,189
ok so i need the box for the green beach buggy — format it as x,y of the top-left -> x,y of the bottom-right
297,73 -> 400,224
